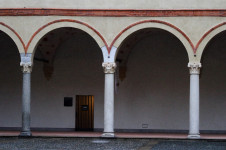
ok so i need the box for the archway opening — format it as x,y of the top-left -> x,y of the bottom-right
0,31 -> 21,130
115,28 -> 189,132
200,30 -> 226,132
31,27 -> 104,131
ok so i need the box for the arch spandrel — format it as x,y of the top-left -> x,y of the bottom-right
0,22 -> 25,54
26,20 -> 107,61
110,20 -> 195,62
196,22 -> 226,62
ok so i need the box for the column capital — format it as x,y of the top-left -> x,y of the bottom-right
20,53 -> 32,73
188,63 -> 201,75
20,62 -> 32,73
102,62 -> 117,74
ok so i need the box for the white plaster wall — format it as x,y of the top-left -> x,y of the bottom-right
2,27 -> 226,131
0,0 -> 226,9
0,32 -> 22,127
30,31 -> 104,129
1,16 -> 226,53
115,31 -> 190,130
200,31 -> 226,131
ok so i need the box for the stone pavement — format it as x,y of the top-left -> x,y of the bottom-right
2,131 -> 226,139
151,140 -> 226,150
0,137 -> 226,150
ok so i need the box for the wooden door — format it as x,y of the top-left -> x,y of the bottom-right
76,95 -> 94,131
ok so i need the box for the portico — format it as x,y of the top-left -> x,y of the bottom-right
0,1 -> 226,139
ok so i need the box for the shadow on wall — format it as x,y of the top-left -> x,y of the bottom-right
200,30 -> 226,131
0,31 -> 22,128
30,27 -> 105,130
115,28 -> 189,131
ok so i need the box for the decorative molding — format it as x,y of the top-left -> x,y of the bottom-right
102,62 -> 117,74
195,22 -> 226,53
0,9 -> 226,17
110,20 -> 195,53
21,19 -> 195,55
188,63 -> 201,75
0,22 -> 25,50
26,19 -> 108,54
1,9 -> 225,55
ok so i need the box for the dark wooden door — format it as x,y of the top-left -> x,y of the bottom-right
76,95 -> 94,131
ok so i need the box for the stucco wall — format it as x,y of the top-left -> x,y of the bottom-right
0,32 -> 22,127
1,28 -> 226,131
115,30 -> 190,130
0,0 -> 226,9
200,31 -> 226,131
30,31 -> 104,129
1,16 -> 226,63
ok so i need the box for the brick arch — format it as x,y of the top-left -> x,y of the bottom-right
110,20 -> 195,62
26,19 -> 108,61
0,22 -> 25,54
195,22 -> 226,62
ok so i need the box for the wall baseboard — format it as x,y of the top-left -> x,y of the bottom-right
0,127 -> 21,131
1,127 -> 226,134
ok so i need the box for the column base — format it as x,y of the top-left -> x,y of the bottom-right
188,134 -> 200,139
19,131 -> 32,137
101,132 -> 115,138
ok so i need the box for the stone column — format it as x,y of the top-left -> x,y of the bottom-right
102,62 -> 116,137
19,62 -> 32,137
188,63 -> 201,139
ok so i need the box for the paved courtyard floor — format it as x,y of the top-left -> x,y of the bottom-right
1,137 -> 226,150
2,131 -> 226,139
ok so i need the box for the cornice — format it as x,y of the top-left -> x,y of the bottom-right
0,8 -> 226,17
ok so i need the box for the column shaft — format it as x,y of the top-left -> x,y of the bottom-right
104,73 -> 114,133
20,63 -> 32,137
102,62 -> 116,137
188,63 -> 201,139
189,74 -> 200,137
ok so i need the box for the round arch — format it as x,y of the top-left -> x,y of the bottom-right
26,19 -> 108,61
111,20 -> 195,62
196,22 -> 226,62
0,22 -> 25,54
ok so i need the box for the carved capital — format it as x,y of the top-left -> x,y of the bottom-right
102,62 -> 117,74
20,62 -> 32,73
188,63 -> 201,75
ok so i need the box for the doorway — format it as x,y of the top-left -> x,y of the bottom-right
76,95 -> 94,131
